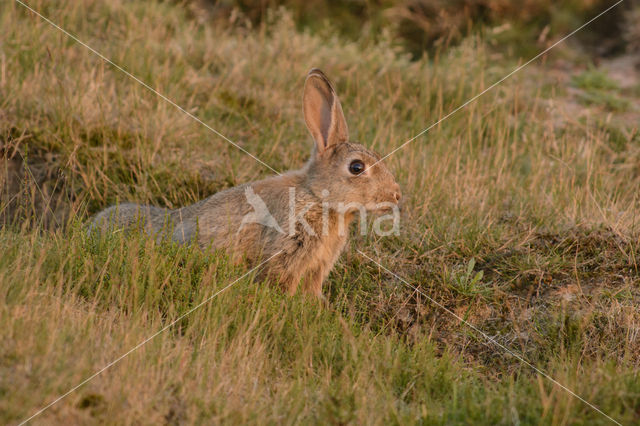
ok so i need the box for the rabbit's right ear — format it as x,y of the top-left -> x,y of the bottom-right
303,69 -> 349,155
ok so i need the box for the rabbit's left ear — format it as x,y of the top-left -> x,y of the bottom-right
303,69 -> 349,154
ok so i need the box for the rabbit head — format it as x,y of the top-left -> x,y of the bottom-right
302,69 -> 401,213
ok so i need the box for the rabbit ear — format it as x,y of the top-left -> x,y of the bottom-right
303,68 -> 349,154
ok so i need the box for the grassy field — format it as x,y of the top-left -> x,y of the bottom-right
1,0 -> 640,424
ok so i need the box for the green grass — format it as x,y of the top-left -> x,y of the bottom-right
571,67 -> 632,112
1,0 -> 639,424
572,67 -> 620,91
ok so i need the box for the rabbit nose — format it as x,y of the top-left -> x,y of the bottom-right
391,184 -> 401,203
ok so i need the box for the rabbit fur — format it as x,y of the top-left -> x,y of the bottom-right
90,69 -> 401,298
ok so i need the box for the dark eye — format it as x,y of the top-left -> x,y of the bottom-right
349,160 -> 365,175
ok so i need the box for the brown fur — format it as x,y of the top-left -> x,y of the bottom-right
90,69 -> 401,298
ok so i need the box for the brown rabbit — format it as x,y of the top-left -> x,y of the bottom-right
91,69 -> 401,298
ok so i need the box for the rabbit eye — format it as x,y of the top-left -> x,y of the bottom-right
348,160 -> 365,175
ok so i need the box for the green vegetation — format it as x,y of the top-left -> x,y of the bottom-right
1,0 -> 639,424
572,67 -> 620,91
572,67 -> 631,112
190,0 -> 632,57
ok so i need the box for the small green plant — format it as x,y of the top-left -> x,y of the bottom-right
447,258 -> 488,297
571,67 -> 619,91
576,90 -> 630,112
571,67 -> 630,112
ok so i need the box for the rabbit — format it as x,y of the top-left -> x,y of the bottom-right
90,69 -> 402,298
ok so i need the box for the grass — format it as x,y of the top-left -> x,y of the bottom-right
1,0 -> 640,424
571,67 -> 631,112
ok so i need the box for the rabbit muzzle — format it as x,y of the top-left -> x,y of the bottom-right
369,183 -> 402,213
387,183 -> 402,207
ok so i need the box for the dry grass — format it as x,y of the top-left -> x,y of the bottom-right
1,0 -> 639,424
